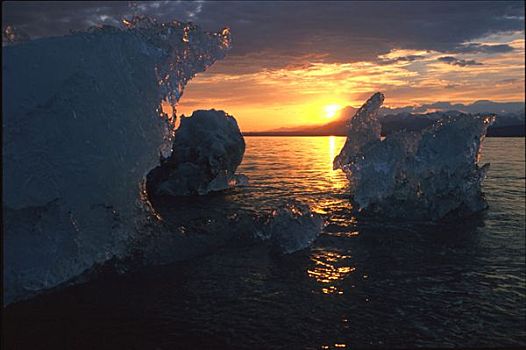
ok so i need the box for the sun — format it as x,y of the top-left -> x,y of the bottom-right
324,104 -> 341,119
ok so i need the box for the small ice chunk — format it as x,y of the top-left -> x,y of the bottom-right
147,109 -> 247,196
3,25 -> 30,44
254,203 -> 323,254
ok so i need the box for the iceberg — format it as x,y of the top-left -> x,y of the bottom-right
3,18 -> 231,304
334,93 -> 494,221
146,109 -> 247,197
2,16 -> 320,305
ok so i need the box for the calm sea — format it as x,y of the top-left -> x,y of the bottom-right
4,137 -> 525,349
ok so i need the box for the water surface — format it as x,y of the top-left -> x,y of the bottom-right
4,137 -> 525,349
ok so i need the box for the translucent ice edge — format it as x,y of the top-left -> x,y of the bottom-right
334,92 -> 495,221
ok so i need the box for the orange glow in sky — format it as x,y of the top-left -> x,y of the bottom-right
173,33 -> 524,132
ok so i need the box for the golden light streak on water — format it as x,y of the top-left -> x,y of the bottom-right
307,249 -> 355,295
329,135 -> 336,165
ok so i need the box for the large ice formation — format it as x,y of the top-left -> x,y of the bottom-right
334,92 -> 494,221
146,109 -> 248,197
3,18 -> 231,305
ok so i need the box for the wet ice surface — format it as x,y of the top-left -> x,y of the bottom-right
147,110 -> 247,197
3,20 -> 231,304
334,92 -> 495,221
4,137 -> 525,349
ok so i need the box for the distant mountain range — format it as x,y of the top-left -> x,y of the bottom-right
379,100 -> 525,116
244,100 -> 525,137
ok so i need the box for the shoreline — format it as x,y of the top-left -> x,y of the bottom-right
242,131 -> 525,137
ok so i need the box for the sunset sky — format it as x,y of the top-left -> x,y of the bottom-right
3,1 -> 525,131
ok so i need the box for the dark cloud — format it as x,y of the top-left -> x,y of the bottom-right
2,0 -> 524,69
450,43 -> 515,54
438,56 -> 483,67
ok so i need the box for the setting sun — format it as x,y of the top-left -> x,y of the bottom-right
324,104 -> 341,119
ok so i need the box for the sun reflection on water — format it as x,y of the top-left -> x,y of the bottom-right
307,249 -> 355,295
324,136 -> 347,190
329,135 -> 336,165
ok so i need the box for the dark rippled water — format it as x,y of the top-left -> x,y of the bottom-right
4,137 -> 525,349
